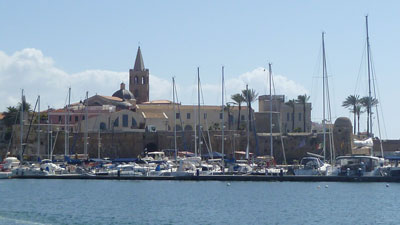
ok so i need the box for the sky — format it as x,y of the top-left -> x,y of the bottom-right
0,1 -> 399,139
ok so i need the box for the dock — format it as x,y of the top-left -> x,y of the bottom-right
10,175 -> 400,182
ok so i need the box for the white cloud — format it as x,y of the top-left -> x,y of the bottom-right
0,49 -> 308,113
171,67 -> 309,110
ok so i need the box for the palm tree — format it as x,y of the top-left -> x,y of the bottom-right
3,106 -> 19,127
354,105 -> 363,135
3,101 -> 32,127
342,95 -> 360,134
223,103 -> 232,130
231,93 -> 245,130
285,99 -> 296,132
360,96 -> 378,136
242,88 -> 258,130
296,94 -> 310,132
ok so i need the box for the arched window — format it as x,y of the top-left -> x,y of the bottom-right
131,117 -> 138,128
175,125 -> 182,131
184,125 -> 193,131
134,76 -> 139,84
142,76 -> 146,84
100,122 -> 107,130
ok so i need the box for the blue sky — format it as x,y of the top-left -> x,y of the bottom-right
1,1 -> 399,138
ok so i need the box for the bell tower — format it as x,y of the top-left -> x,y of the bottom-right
129,46 -> 149,104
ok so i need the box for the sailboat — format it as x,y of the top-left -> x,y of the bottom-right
331,16 -> 386,177
294,32 -> 333,176
263,63 -> 288,176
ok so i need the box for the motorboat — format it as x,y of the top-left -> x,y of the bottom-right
294,157 -> 332,176
12,164 -> 50,176
0,157 -> 20,171
331,155 -> 384,176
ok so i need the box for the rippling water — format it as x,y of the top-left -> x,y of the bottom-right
0,179 -> 399,224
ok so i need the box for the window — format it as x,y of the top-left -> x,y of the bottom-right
134,76 -> 139,84
287,113 -> 290,121
175,125 -> 182,131
100,122 -> 106,130
184,125 -> 193,131
298,113 -> 302,121
82,115 -> 85,120
176,113 -> 180,119
229,115 -> 234,123
187,113 -> 190,119
204,113 -> 207,119
113,117 -> 119,127
69,116 -> 72,122
132,118 -> 137,128
58,116 -> 62,122
142,77 -> 146,84
122,114 -> 128,127
241,115 -> 245,121
219,113 -> 223,120
75,116 -> 78,122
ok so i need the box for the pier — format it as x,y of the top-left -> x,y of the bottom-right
10,175 -> 400,182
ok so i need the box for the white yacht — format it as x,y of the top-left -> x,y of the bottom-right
294,157 -> 332,176
331,155 -> 384,176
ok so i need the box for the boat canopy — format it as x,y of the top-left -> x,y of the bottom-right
112,158 -> 138,163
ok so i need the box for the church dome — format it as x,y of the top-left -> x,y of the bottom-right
112,83 -> 135,100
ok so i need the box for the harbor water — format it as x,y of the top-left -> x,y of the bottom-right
0,179 -> 399,225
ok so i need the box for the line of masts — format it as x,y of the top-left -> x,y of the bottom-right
15,16 -> 382,162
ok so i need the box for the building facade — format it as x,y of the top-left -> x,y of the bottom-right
258,95 -> 312,133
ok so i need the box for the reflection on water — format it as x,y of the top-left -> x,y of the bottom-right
0,180 -> 399,225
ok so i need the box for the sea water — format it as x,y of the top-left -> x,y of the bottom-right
0,179 -> 399,225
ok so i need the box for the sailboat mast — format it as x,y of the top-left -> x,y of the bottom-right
221,66 -> 225,166
197,67 -> 201,157
20,89 -> 24,162
37,95 -> 40,161
84,91 -> 88,159
173,77 -> 177,161
268,63 -> 273,158
65,87 -> 71,157
47,105 -> 50,158
366,15 -> 373,137
245,84 -> 250,160
322,32 -> 327,162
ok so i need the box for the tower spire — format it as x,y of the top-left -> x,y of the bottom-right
134,46 -> 145,72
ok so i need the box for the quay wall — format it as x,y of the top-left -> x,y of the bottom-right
5,125 -> 352,163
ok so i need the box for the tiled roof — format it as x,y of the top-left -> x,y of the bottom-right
0,113 -> 4,120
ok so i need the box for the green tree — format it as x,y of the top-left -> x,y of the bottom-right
296,94 -> 310,132
342,95 -> 360,134
360,96 -> 378,136
354,105 -> 363,135
231,93 -> 246,130
223,103 -> 232,130
3,100 -> 32,127
242,88 -> 258,130
3,106 -> 19,127
285,99 -> 296,132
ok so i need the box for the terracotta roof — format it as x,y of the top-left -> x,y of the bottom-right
0,113 -> 4,120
